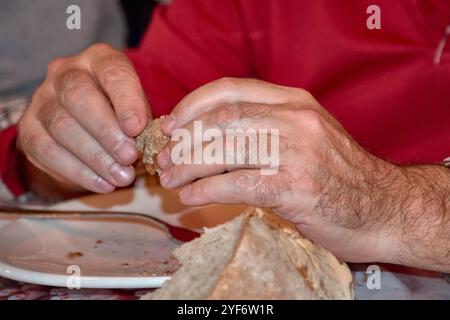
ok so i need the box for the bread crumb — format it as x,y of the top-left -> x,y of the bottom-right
136,117 -> 170,175
67,252 -> 83,260
254,208 -> 265,218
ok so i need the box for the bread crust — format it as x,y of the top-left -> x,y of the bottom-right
143,207 -> 355,300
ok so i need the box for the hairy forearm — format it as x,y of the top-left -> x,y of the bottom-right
302,134 -> 450,270
317,148 -> 450,271
389,165 -> 450,272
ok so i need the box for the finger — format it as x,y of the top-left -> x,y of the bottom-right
162,78 -> 303,134
42,105 -> 135,187
20,119 -> 116,194
161,101 -> 288,166
164,102 -> 289,162
158,145 -> 259,190
178,170 -> 285,208
89,45 -> 149,137
158,103 -> 285,187
53,68 -> 139,165
158,131 -> 279,189
171,102 -> 291,139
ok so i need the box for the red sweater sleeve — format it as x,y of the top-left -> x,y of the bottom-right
126,0 -> 253,117
0,125 -> 26,197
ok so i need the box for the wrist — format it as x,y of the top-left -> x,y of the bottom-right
382,165 -> 450,271
357,159 -> 407,264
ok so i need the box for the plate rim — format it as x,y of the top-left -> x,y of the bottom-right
0,260 -> 170,289
0,212 -> 177,289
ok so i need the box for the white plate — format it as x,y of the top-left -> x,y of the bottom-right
0,213 -> 181,289
0,176 -> 247,289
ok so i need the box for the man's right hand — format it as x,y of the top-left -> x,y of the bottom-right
17,44 -> 150,194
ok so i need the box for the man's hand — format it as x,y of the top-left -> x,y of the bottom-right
17,44 -> 150,196
157,78 -> 450,271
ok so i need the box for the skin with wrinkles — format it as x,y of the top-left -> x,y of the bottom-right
16,44 -> 450,272
17,44 -> 149,197
157,78 -> 450,272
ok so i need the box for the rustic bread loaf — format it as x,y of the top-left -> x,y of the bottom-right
136,116 -> 170,175
142,207 -> 354,300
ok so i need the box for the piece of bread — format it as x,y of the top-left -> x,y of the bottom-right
142,207 -> 355,300
136,116 -> 170,175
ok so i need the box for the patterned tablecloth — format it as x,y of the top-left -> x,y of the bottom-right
1,267 -> 449,300
0,277 -> 153,300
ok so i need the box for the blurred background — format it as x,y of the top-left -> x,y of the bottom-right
0,0 -> 163,129
121,0 -> 158,48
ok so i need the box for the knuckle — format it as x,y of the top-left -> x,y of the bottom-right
98,127 -> 124,150
58,69 -> 93,104
215,104 -> 241,128
39,139 -> 58,160
101,62 -> 135,86
297,109 -> 324,133
103,65 -> 134,85
16,119 -> 41,160
294,87 -> 315,102
196,181 -> 213,196
17,123 -> 33,154
213,77 -> 240,96
239,102 -> 273,120
47,58 -> 66,75
30,86 -> 51,106
47,108 -> 75,132
22,133 -> 51,160
16,113 -> 29,136
23,134 -> 40,156
88,43 -> 114,54
234,172 -> 255,192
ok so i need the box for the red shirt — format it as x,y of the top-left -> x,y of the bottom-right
2,0 -> 450,196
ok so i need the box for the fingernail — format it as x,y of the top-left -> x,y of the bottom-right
95,177 -> 115,193
179,185 -> 191,200
157,147 -> 171,170
122,113 -> 140,133
114,140 -> 138,165
110,163 -> 135,185
162,115 -> 176,134
159,169 -> 172,186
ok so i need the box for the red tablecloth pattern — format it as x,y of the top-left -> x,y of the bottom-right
0,277 -> 153,300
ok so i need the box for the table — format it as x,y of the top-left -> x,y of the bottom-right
2,266 -> 449,300
0,177 -> 449,300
